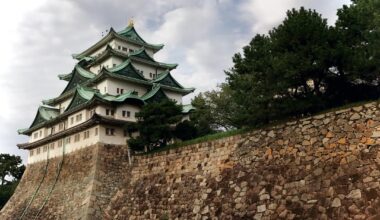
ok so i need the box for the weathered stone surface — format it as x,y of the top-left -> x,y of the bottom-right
331,198 -> 341,207
350,113 -> 361,120
347,189 -> 362,199
257,204 -> 266,213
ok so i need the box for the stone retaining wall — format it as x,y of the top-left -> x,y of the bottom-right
106,102 -> 380,219
0,144 -> 129,220
3,102 -> 380,219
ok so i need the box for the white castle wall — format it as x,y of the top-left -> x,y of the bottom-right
163,89 -> 183,104
112,39 -> 155,57
54,98 -> 72,113
132,62 -> 167,80
27,124 -> 127,164
96,78 -> 148,96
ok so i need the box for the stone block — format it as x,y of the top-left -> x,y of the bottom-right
331,198 -> 341,207
257,204 -> 266,213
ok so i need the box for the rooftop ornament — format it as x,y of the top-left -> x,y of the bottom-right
128,17 -> 134,27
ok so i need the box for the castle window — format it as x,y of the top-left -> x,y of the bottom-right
37,148 -> 41,154
149,73 -> 152,78
129,49 -> 134,53
43,146 -> 48,152
120,89 -> 124,94
70,117 -> 74,125
95,127 -> 98,136
106,128 -> 115,136
39,130 -> 42,137
118,46 -> 121,50
106,109 -> 114,116
84,130 -> 90,139
59,123 -> 64,130
33,132 -> 38,139
50,142 -> 55,150
30,150 -> 34,156
122,110 -> 131,117
89,109 -> 95,117
52,126 -> 56,134
76,113 -> 82,122
117,88 -> 120,94
74,134 -> 80,142
58,139 -> 63,147
65,137 -> 71,144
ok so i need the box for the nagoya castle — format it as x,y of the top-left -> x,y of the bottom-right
17,21 -> 195,164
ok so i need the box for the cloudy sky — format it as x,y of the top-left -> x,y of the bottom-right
0,0 -> 350,162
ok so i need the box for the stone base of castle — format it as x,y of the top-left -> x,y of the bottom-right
0,143 -> 130,220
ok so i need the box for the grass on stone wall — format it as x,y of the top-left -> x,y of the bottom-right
146,128 -> 249,155
144,98 -> 380,155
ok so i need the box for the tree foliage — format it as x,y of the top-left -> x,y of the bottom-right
225,2 -> 380,127
127,100 -> 183,152
174,120 -> 197,141
0,154 -> 25,186
0,154 -> 25,209
191,83 -> 240,132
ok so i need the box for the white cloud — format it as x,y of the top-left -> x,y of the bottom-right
240,0 -> 351,34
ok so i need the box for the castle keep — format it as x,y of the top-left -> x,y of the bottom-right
17,22 -> 195,164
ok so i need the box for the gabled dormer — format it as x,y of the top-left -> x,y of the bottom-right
60,65 -> 96,95
72,24 -> 164,60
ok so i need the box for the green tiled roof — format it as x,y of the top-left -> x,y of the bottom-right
129,47 -> 178,70
73,26 -> 164,60
152,70 -> 187,90
23,105 -> 60,133
65,85 -> 145,113
91,69 -> 151,86
20,85 -> 146,135
106,59 -> 147,80
47,66 -> 193,106
58,73 -> 72,81
129,47 -> 155,62
113,91 -> 141,102
20,83 -> 193,135
87,45 -> 177,71
60,65 -> 96,94
117,26 -> 164,50
141,84 -> 168,103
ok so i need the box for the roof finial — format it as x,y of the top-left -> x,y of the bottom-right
128,17 -> 134,27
